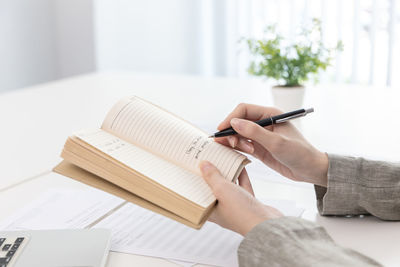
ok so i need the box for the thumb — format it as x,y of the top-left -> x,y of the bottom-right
199,161 -> 227,197
230,118 -> 284,152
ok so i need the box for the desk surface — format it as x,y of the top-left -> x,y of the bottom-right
0,72 -> 399,266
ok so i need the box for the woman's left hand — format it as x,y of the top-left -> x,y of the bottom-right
199,161 -> 283,236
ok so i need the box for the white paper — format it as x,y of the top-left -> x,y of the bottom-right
0,187 -> 304,267
92,200 -> 304,267
92,202 -> 243,267
0,188 -> 125,230
168,259 -> 195,267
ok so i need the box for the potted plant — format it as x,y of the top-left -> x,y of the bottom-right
245,19 -> 343,111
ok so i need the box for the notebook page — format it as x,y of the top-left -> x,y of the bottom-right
74,129 -> 216,208
101,96 -> 247,180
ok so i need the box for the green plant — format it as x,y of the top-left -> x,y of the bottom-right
245,18 -> 343,87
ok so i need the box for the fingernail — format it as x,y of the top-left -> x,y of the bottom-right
228,136 -> 236,148
200,161 -> 213,173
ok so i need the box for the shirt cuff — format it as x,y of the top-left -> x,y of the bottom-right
314,153 -> 369,216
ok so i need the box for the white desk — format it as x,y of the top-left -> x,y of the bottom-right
0,72 -> 399,266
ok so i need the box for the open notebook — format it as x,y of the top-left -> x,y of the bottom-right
54,96 -> 250,229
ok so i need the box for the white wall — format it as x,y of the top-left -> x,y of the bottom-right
94,0 -> 203,75
0,0 -> 207,92
0,0 -> 57,91
54,0 -> 96,79
0,0 -> 96,92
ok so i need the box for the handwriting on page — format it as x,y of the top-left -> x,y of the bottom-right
103,138 -> 126,153
185,136 -> 210,159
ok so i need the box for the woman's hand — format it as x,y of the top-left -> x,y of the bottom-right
216,104 -> 329,187
199,161 -> 283,236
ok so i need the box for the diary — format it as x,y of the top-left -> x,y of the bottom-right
54,96 -> 249,228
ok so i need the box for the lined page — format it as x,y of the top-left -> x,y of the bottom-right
101,96 -> 247,180
74,129 -> 216,208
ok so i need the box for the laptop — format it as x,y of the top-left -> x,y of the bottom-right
0,228 -> 111,267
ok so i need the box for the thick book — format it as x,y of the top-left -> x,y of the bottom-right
54,96 -> 249,229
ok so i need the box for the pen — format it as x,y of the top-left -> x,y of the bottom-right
209,107 -> 314,138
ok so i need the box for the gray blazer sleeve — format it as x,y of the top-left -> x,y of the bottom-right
238,217 -> 382,267
315,154 -> 400,220
238,155 -> 399,266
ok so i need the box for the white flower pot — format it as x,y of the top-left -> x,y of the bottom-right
271,85 -> 305,112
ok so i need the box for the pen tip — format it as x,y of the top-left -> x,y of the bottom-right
208,135 -> 214,138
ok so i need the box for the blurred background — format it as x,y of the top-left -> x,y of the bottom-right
0,0 -> 399,92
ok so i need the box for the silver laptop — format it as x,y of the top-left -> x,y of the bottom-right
0,228 -> 111,267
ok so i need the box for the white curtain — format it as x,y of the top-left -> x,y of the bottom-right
197,0 -> 399,86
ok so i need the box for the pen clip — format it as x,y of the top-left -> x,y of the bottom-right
275,113 -> 306,123
275,108 -> 314,124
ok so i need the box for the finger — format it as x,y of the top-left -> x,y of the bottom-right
215,136 -> 238,148
230,118 -> 285,153
225,136 -> 268,162
215,135 -> 253,154
218,135 -> 256,155
215,135 -> 239,148
236,138 -> 254,154
227,138 -> 275,168
214,137 -> 231,147
217,104 -> 282,131
251,140 -> 275,161
199,161 -> 227,197
238,169 -> 254,196
250,141 -> 297,180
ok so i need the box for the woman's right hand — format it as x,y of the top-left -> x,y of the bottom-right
215,103 -> 329,187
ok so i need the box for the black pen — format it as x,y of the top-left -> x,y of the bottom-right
209,108 -> 314,138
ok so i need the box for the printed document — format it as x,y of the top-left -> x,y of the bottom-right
0,181 -> 304,266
